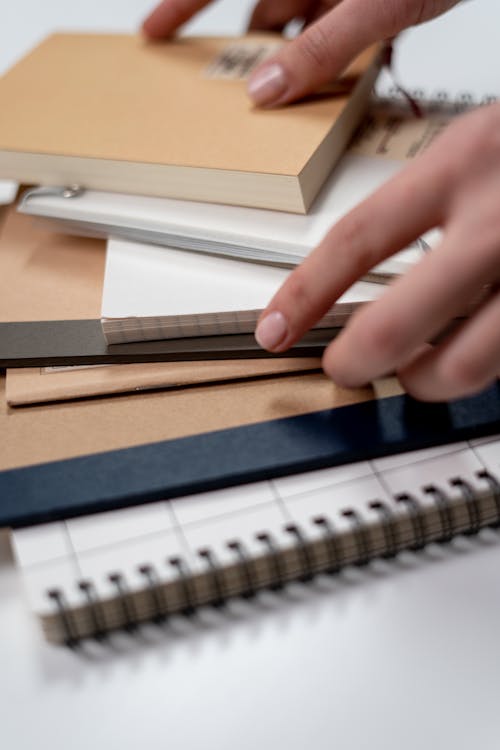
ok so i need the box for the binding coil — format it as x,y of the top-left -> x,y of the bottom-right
109,573 -> 137,632
169,556 -> 196,616
379,86 -> 497,114
368,501 -> 400,559
138,564 -> 167,624
46,468 -> 500,646
78,580 -> 107,640
285,524 -> 315,582
47,588 -> 79,648
341,509 -> 371,566
227,540 -> 257,599
423,485 -> 455,543
313,516 -> 342,575
199,548 -> 226,608
255,531 -> 285,591
450,478 -> 482,535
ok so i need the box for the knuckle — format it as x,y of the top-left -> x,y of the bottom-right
355,312 -> 407,364
295,24 -> 335,74
439,352 -> 489,395
282,268 -> 317,318
333,213 -> 377,272
450,104 -> 500,166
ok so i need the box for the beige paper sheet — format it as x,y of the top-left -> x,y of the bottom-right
5,359 -> 321,406
0,370 -> 384,472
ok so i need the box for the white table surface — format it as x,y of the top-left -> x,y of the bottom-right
2,2 -> 500,748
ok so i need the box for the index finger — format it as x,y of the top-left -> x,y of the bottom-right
142,0 -> 214,38
246,0 -> 459,106
254,150 -> 453,354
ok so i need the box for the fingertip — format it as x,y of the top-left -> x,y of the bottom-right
321,337 -> 366,389
247,63 -> 288,107
141,1 -> 178,39
254,310 -> 289,351
141,16 -> 168,39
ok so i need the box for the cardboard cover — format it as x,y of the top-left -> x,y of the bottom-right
0,369 -> 379,473
6,358 -> 321,406
0,34 -> 381,211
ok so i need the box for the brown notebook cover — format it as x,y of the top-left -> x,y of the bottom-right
0,34 -> 381,212
6,357 -> 321,406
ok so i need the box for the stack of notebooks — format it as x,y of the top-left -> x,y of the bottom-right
0,30 -> 433,355
2,25 -> 499,648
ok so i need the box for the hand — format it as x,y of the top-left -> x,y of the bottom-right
254,103 -> 500,402
143,1 -> 459,105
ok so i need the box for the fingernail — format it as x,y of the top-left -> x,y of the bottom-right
247,63 -> 287,105
255,311 -> 288,350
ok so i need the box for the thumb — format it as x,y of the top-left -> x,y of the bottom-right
247,0 -> 457,106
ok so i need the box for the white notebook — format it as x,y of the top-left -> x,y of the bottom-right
19,153 -> 428,277
101,237 -> 386,344
12,432 -> 500,645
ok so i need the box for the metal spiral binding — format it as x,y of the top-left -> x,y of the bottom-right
109,573 -> 138,632
423,485 -> 455,543
169,556 -> 196,616
47,588 -> 79,648
477,470 -> 500,524
285,524 -> 315,582
395,493 -> 427,551
369,501 -> 400,559
381,86 -> 497,114
341,509 -> 371,566
78,580 -> 107,640
313,516 -> 342,575
138,564 -> 167,624
199,548 -> 226,608
450,478 -> 482,535
227,540 -> 257,599
46,469 -> 500,646
255,531 -> 285,591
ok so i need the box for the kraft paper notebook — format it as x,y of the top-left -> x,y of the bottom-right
0,33 -> 382,213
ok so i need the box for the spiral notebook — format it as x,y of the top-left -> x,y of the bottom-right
12,431 -> 500,644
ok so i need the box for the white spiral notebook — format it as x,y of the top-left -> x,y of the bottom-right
12,432 -> 500,645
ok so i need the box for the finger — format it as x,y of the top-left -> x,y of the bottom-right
304,1 -> 341,26
321,224 -> 500,389
142,0 -> 213,38
397,288 -> 500,402
254,148 -> 453,354
247,0 -> 458,106
248,0 -> 313,32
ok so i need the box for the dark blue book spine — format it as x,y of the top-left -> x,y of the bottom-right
1,384 -> 500,528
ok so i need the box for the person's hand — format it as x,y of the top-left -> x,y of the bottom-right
253,103 -> 500,401
143,1 -> 459,106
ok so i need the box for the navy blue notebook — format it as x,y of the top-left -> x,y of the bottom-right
1,383 -> 500,528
